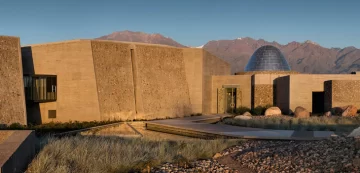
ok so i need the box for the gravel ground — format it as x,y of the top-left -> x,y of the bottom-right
151,159 -> 240,173
152,137 -> 360,173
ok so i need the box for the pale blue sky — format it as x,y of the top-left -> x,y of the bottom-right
0,0 -> 359,48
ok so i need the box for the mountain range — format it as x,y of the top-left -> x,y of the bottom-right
95,31 -> 360,74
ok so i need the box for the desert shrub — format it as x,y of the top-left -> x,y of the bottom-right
251,104 -> 273,115
235,106 -> 251,115
0,120 -> 122,136
251,106 -> 264,115
26,136 -> 242,173
223,115 -> 360,132
8,123 -> 26,129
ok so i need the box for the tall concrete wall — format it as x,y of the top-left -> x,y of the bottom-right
0,36 -> 26,125
91,41 -> 136,121
21,40 -> 101,123
212,75 -> 252,113
183,48 -> 203,113
289,74 -> 360,113
135,44 -> 192,119
202,50 -> 231,113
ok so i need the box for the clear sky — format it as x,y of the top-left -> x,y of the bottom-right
0,0 -> 359,48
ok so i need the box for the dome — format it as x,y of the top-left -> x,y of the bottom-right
244,45 -> 291,71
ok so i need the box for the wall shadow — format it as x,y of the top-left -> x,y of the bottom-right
21,47 -> 42,125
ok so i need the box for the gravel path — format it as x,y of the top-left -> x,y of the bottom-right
152,137 -> 360,172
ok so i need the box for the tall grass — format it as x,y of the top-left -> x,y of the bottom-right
26,135 -> 242,173
223,116 -> 360,132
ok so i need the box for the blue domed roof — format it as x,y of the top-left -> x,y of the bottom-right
244,45 -> 291,71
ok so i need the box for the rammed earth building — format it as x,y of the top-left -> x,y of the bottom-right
1,35 -> 360,125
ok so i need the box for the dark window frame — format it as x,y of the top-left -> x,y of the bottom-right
24,74 -> 57,102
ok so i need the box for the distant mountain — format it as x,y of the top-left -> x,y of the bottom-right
95,30 -> 187,48
203,37 -> 360,74
95,31 -> 360,74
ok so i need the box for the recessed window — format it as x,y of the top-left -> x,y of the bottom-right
48,110 -> 56,118
24,75 -> 57,102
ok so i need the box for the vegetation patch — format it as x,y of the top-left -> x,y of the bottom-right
26,135 -> 242,173
0,120 -> 121,136
223,115 -> 360,132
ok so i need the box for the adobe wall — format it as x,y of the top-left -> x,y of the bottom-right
212,75 -> 252,113
0,36 -> 27,125
252,73 -> 293,108
325,80 -> 360,110
21,40 -> 101,123
134,44 -> 192,119
289,74 -> 360,113
91,41 -> 136,121
183,48 -> 203,113
202,50 -> 231,113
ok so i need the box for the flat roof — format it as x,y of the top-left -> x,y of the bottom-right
21,39 -> 187,49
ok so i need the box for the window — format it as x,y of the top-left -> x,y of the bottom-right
24,75 -> 57,102
48,110 -> 56,118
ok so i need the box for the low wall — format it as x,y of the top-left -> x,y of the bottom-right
0,130 -> 37,173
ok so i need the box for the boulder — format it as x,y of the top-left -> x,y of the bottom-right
234,115 -> 252,120
294,106 -> 310,118
242,111 -> 252,117
324,111 -> 332,117
264,107 -> 281,116
341,105 -> 358,117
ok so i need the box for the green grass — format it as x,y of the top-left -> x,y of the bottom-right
223,115 -> 360,132
26,135 -> 242,173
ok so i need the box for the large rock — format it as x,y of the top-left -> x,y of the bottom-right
264,107 -> 281,116
234,115 -> 252,120
348,126 -> 360,137
341,105 -> 358,117
294,106 -> 310,118
242,111 -> 252,117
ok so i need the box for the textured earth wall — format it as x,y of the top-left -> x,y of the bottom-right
91,41 -> 136,121
331,80 -> 360,109
22,41 -> 101,123
202,50 -> 231,113
211,75 -> 252,113
135,45 -> 192,119
253,84 -> 273,108
0,36 -> 26,125
183,48 -> 203,113
289,74 -> 360,113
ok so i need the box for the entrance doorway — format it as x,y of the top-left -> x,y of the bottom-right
226,88 -> 237,113
312,92 -> 324,114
